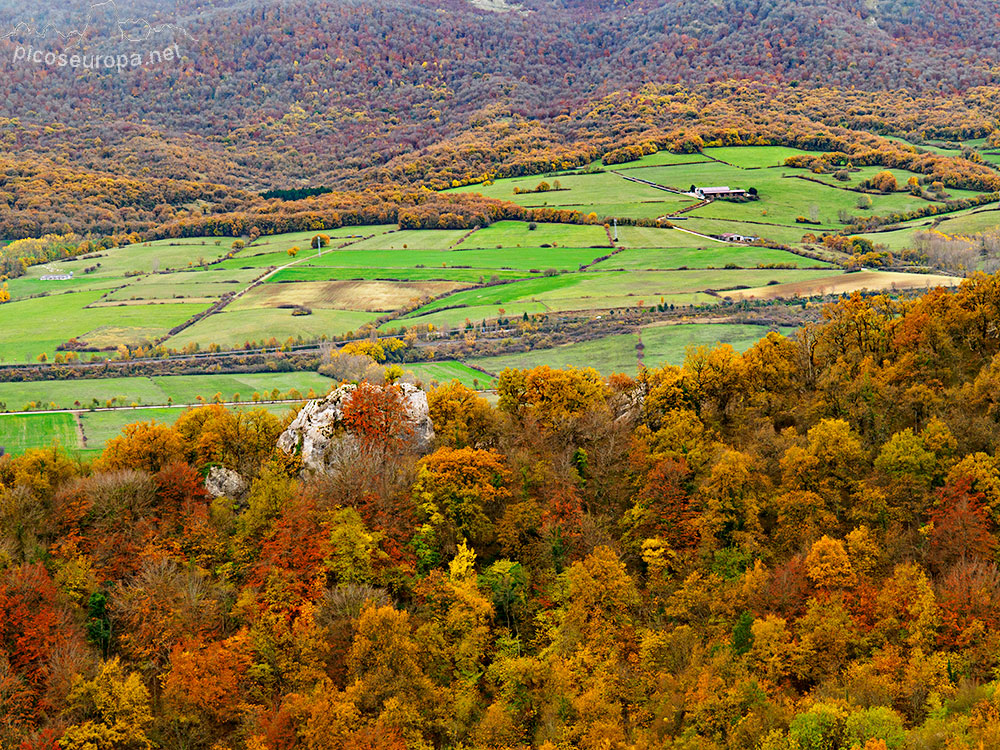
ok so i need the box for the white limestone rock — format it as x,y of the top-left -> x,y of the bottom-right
205,465 -> 249,500
277,382 -> 434,474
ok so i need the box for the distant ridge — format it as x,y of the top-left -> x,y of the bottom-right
0,0 -> 194,46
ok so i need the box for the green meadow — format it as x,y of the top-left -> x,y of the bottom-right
0,372 -> 335,412
405,361 -> 494,389
589,246 -> 833,270
447,170 -> 697,219
0,413 -> 80,454
0,292 -> 204,363
467,323 -> 795,376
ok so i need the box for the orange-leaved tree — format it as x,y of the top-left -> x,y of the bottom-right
94,421 -> 185,474
412,447 -> 510,554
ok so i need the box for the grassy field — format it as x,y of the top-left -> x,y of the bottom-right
391,302 -> 554,330
934,208 -> 1000,236
243,226 -> 394,253
615,226 -> 711,248
165,308 -> 378,349
268,266 -> 530,283
290,245 -> 613,272
0,372 -> 335,412
702,146 -> 817,168
25,237 -> 231,282
233,280 -> 470,313
405,361 -> 495,389
614,152 -> 713,169
466,323 -> 794,376
393,269 -> 835,329
468,334 -> 641,375
852,226 -> 928,252
104,269 -> 261,302
0,292 -> 206,363
640,323 -> 795,366
677,218 -> 811,246
455,221 -> 609,249
723,271 -> 961,301
798,166 -> 984,203
344,230 -> 470,251
590,246 -> 833,270
448,170 -> 697,219
4,275 -> 122,300
640,164 -> 939,229
0,413 -> 80,454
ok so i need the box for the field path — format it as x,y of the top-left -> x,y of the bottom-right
672,226 -> 730,243
72,412 -> 87,448
611,170 -> 695,197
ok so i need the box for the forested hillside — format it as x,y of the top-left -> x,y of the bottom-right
3,0 -> 1000,237
4,275 -> 1000,747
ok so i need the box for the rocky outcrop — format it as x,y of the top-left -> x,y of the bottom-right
277,382 -> 434,475
205,465 -> 249,500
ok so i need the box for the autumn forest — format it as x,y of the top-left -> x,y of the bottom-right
6,0 -> 1000,748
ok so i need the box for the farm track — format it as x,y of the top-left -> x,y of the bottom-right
72,412 -> 87,448
671,226 -> 729,244
610,170 -> 694,197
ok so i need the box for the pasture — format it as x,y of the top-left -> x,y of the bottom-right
0,413 -> 80,454
639,164 -> 936,229
456,221 -> 609,249
614,226 -> 709,248
640,323 -> 796,366
0,292 -> 205,362
268,266 -> 529,284
722,271 -> 961,301
448,170 -> 697,219
934,208 -> 1000,236
164,307 -> 378,349
293,245 -> 612,272
393,269 -> 835,329
244,226 -> 393,254
0,372 -> 335,413
589,246 -> 833,270
466,323 -> 793,376
232,280 -> 470,313
27,237 -> 230,281
468,334 -> 641,375
345,230 -> 470,252
405,361 -> 494,389
615,152 -> 712,168
703,146 -> 815,168
677,218 -> 811,247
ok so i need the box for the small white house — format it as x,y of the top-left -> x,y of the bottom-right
696,186 -> 749,199
718,232 -> 760,243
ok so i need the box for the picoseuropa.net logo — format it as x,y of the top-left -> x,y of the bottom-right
2,0 -> 192,72
13,43 -> 181,71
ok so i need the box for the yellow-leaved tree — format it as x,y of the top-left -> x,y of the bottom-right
60,658 -> 153,750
